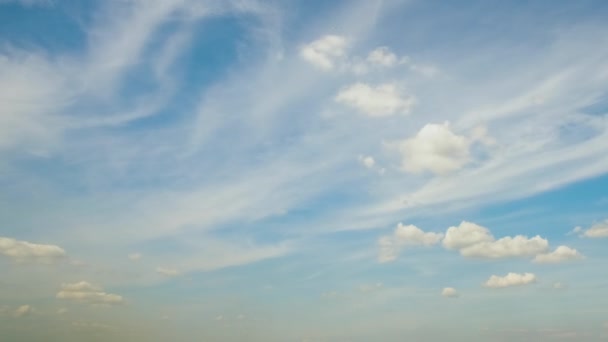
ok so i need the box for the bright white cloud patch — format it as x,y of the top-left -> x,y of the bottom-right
534,246 -> 584,264
396,122 -> 472,175
300,35 -> 348,70
56,281 -> 125,305
335,83 -> 415,117
576,220 -> 608,238
156,267 -> 180,277
377,223 -> 443,263
0,236 -> 66,263
483,272 -> 537,288
367,47 -> 398,67
442,221 -> 549,259
441,287 -> 459,298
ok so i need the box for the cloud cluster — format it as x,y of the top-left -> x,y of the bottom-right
483,272 -> 537,288
56,281 -> 125,306
0,236 -> 66,263
378,223 -> 443,262
443,221 -> 549,259
573,220 -> 608,238
379,221 -> 582,264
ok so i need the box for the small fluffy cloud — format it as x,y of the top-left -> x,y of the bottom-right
0,236 -> 66,263
378,223 -> 443,263
394,223 -> 444,246
484,272 -> 537,288
575,220 -> 608,238
533,246 -> 584,264
441,287 -> 459,298
443,221 -> 549,259
56,281 -> 124,306
13,305 -> 31,318
300,35 -> 348,70
156,267 -> 180,277
367,47 -> 398,67
335,83 -> 415,117
358,155 -> 375,169
396,122 -> 472,175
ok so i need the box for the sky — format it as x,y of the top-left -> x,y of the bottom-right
1,0 -> 608,341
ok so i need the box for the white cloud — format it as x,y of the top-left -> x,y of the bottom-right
335,83 -> 415,117
460,235 -> 549,259
441,287 -> 459,298
576,220 -> 608,238
367,47 -> 398,67
56,281 -> 124,305
128,253 -> 142,261
300,35 -> 349,70
0,236 -> 66,263
442,221 -> 549,259
533,246 -> 584,264
13,305 -> 31,318
394,223 -> 444,246
156,267 -> 180,277
443,221 -> 494,250
396,122 -> 472,175
358,155 -> 375,169
483,272 -> 537,288
377,223 -> 443,263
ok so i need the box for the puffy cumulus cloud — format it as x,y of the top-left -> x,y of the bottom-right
13,305 -> 32,318
335,83 -> 415,117
0,236 -> 66,263
299,35 -> 349,70
156,267 -> 180,277
396,122 -> 472,175
574,220 -> 608,238
441,287 -> 459,298
394,223 -> 444,246
367,46 -> 398,67
377,223 -> 443,263
442,221 -> 549,259
443,221 -> 494,250
533,246 -> 584,264
56,281 -> 125,306
460,235 -> 549,259
483,272 -> 537,288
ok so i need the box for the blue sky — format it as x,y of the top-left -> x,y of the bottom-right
1,0 -> 608,340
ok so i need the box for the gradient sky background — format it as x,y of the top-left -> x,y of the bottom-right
1,0 -> 608,341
